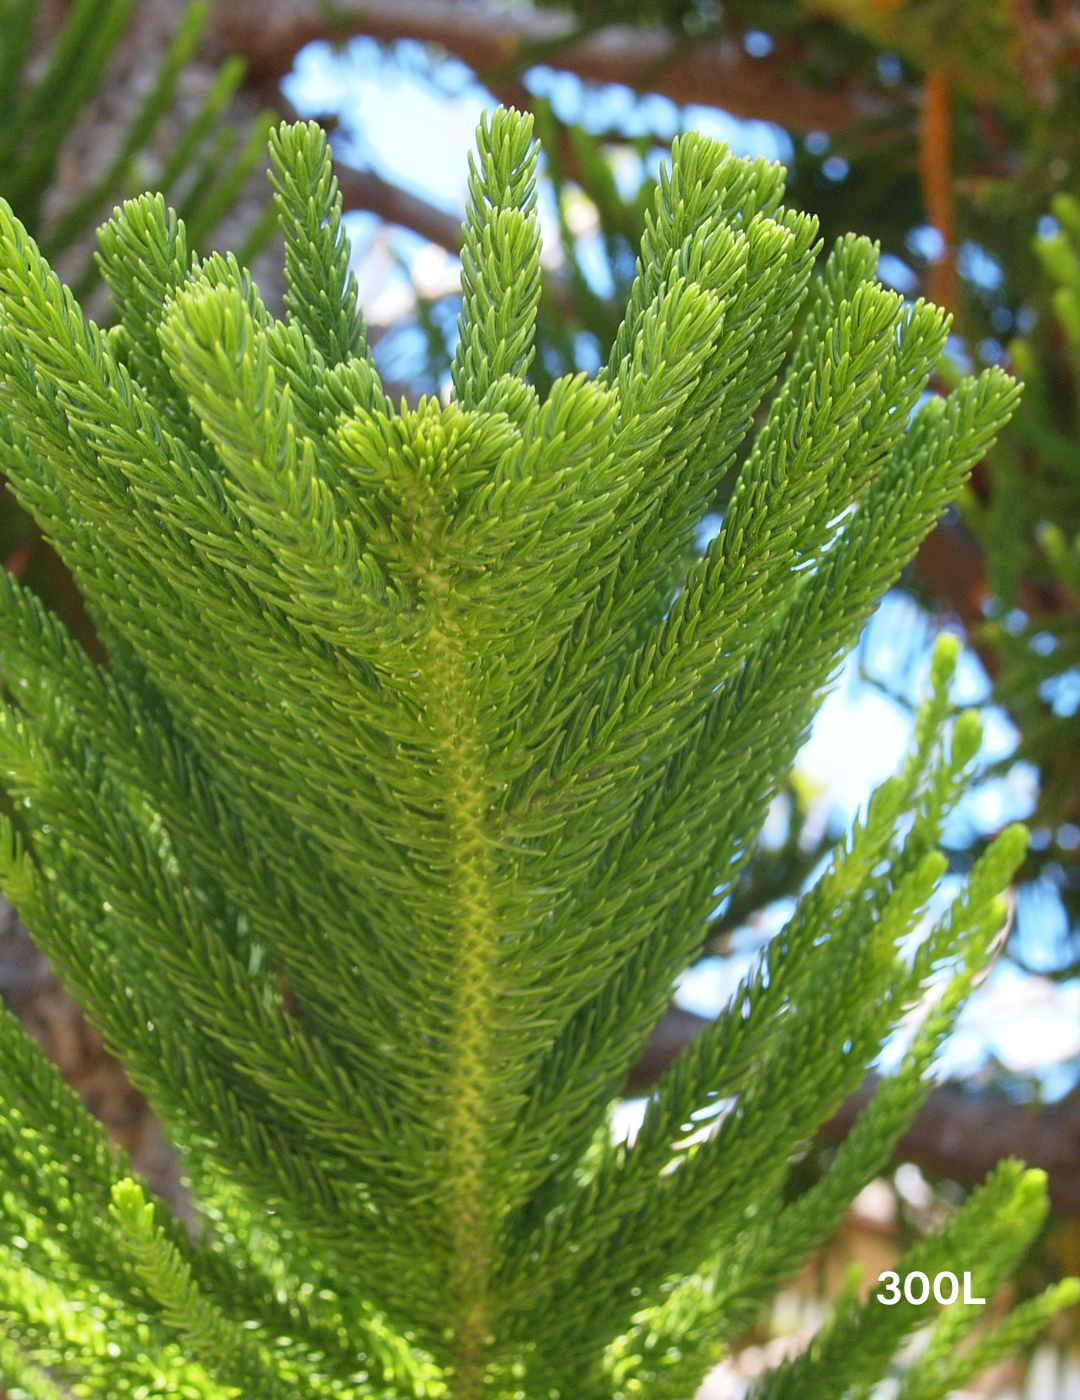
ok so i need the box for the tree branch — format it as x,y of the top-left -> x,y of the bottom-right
258,87 -> 465,249
911,513 -> 1076,681
212,0 -> 890,135
822,1074 -> 1080,1218
333,163 -> 463,250
630,1006 -> 1080,1216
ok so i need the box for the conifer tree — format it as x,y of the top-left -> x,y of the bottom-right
0,108 -> 1068,1400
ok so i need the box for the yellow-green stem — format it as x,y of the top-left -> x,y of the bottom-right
429,614 -> 499,1400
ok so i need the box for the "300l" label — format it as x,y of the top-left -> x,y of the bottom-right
876,1272 -> 985,1305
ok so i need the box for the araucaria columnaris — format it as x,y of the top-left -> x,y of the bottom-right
0,110 -> 1069,1400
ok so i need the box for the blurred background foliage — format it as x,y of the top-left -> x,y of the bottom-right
0,0 -> 275,658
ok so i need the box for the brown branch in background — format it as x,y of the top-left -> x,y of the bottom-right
631,1005 -> 1080,1218
919,69 -> 958,312
211,0 -> 886,135
822,1074 -> 1080,1219
913,514 -> 1078,680
255,87 -> 465,250
333,163 -> 463,251
913,518 -> 998,675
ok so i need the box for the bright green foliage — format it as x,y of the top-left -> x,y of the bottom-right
758,1160 -> 1075,1400
0,110 -> 1056,1399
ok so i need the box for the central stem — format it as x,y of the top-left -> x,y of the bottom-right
429,615 -> 499,1400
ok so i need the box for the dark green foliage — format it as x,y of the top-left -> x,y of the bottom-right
0,110 -> 1059,1400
